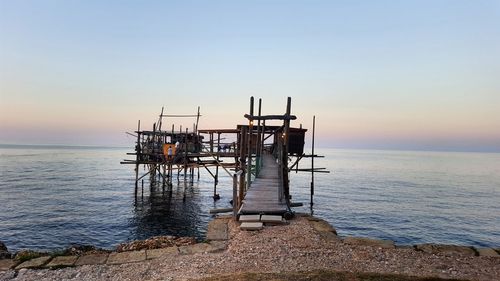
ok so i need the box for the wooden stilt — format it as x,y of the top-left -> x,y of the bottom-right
246,96 -> 254,190
311,115 -> 316,208
214,132 -> 220,200
238,126 -> 247,208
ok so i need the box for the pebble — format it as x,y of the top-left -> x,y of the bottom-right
1,217 -> 499,281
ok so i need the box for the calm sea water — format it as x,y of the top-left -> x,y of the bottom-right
0,145 -> 499,252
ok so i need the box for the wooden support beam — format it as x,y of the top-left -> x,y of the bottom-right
244,114 -> 297,121
246,96 -> 254,189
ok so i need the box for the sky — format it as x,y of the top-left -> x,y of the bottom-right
0,0 -> 499,152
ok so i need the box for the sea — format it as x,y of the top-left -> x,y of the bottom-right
0,144 -> 499,252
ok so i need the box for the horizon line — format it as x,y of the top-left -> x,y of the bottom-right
1,143 -> 498,154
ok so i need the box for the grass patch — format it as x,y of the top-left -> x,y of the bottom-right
190,270 -> 468,281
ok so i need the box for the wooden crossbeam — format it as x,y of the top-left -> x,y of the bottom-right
244,114 -> 297,121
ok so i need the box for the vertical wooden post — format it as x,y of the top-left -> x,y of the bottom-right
135,120 -> 141,196
282,97 -> 291,204
168,162 -> 172,187
158,107 -> 164,131
255,98 -> 262,176
261,120 -> 266,157
246,97 -> 254,190
195,106 -> 200,133
238,126 -> 247,208
162,164 -> 166,190
210,133 -> 214,153
184,128 -> 188,182
214,132 -> 220,199
232,173 -> 238,219
311,115 -> 316,207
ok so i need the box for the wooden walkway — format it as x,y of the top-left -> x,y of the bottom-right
238,154 -> 289,215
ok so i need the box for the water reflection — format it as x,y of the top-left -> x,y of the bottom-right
129,180 -> 205,241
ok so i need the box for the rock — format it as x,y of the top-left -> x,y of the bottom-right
116,236 -> 196,252
415,244 -> 476,256
74,253 -> 109,266
209,241 -> 227,252
318,231 -> 341,242
15,256 -> 52,270
207,218 -> 229,240
146,246 -> 179,259
0,251 -> 11,259
45,256 -> 78,268
0,242 -> 11,259
343,237 -> 395,249
0,259 -> 15,271
302,214 -> 322,221
62,244 -> 109,256
476,248 -> 499,257
310,220 -> 337,235
14,250 -> 46,262
0,242 -> 7,251
107,250 -> 146,265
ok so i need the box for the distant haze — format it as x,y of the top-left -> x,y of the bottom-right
1,1 -> 499,152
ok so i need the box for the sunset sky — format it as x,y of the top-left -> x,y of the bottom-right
1,1 -> 499,152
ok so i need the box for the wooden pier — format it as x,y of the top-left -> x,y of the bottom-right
238,153 -> 288,215
121,97 -> 328,218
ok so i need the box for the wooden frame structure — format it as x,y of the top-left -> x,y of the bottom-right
121,97 -> 328,217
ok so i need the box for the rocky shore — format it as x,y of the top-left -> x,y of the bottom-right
1,214 -> 499,281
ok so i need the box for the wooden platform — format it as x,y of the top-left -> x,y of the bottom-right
238,154 -> 289,215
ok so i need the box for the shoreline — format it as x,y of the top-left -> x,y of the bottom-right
1,214 -> 499,280
2,213 -> 498,255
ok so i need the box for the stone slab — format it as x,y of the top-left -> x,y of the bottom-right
75,253 -> 109,266
46,256 -> 77,268
310,220 -> 337,235
415,244 -> 476,256
239,215 -> 261,222
179,243 -> 214,255
476,248 -> 499,257
209,241 -> 227,252
15,256 -> 52,270
146,246 -> 179,260
240,222 -> 264,231
318,231 -> 342,242
260,215 -> 286,225
0,259 -> 14,271
343,237 -> 395,249
302,214 -> 322,221
107,250 -> 146,265
206,218 -> 229,241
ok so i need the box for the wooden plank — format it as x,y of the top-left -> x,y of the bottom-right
244,114 -> 297,121
238,153 -> 289,215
